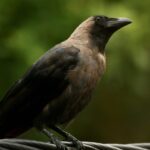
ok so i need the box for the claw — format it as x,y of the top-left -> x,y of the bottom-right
53,138 -> 68,150
71,139 -> 84,150
51,126 -> 84,150
42,128 -> 68,150
67,135 -> 84,150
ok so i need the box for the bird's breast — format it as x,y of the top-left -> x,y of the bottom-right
68,50 -> 106,90
41,49 -> 106,125
54,51 -> 106,124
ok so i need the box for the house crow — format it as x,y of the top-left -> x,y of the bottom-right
0,16 -> 131,149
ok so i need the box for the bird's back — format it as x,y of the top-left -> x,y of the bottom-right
0,45 -> 80,138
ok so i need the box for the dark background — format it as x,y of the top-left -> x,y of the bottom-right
0,0 -> 150,143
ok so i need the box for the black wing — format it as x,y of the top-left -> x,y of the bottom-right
0,46 -> 80,137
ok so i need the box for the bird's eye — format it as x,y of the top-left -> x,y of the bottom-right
95,16 -> 108,24
95,16 -> 102,22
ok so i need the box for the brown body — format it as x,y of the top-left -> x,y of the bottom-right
0,16 -> 131,138
38,40 -> 106,125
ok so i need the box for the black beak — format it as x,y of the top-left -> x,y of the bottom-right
106,17 -> 132,30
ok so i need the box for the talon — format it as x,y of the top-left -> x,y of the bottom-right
72,140 -> 84,150
54,139 -> 68,150
50,126 -> 84,150
42,128 -> 68,150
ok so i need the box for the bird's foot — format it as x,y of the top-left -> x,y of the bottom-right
52,138 -> 68,150
42,128 -> 68,150
65,133 -> 84,150
51,126 -> 84,150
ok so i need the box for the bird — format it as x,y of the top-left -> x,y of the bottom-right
0,15 -> 131,149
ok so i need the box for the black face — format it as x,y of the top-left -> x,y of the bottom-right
94,15 -> 131,31
94,15 -> 109,28
90,15 -> 132,51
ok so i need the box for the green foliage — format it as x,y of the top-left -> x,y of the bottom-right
0,0 -> 150,143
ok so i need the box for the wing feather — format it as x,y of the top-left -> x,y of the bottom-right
0,46 -> 80,137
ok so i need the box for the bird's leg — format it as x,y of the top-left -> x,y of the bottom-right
42,128 -> 68,150
51,125 -> 84,150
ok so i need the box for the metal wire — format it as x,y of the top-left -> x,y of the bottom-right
0,139 -> 150,150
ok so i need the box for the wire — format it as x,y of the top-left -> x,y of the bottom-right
0,139 -> 150,150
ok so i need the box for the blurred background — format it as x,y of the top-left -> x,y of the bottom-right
0,0 -> 150,143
